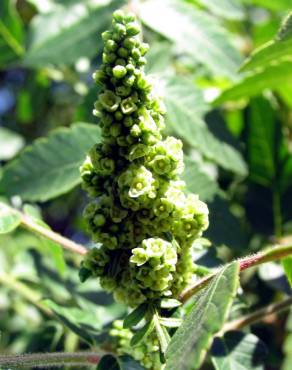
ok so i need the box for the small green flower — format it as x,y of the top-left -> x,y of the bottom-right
99,90 -> 121,112
120,97 -> 137,114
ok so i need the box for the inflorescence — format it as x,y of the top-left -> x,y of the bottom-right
79,9 -> 209,308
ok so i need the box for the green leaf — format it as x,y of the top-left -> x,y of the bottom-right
211,331 -> 267,370
165,262 -> 240,370
242,0 -> 292,11
0,202 -> 21,234
23,0 -> 121,67
97,355 -> 144,370
183,157 -> 218,202
97,355 -> 120,370
283,309 -> 292,370
240,38 -> 292,73
240,12 -> 292,72
118,356 -> 145,370
139,0 -> 241,79
123,303 -> 148,329
130,319 -> 155,346
159,317 -> 182,328
0,123 -> 101,202
43,299 -> 105,344
0,127 -> 24,161
206,196 -> 248,251
0,0 -> 24,67
194,0 -> 245,20
154,313 -> 170,354
247,97 -> 277,187
164,77 -> 247,176
214,61 -> 292,104
282,257 -> 292,287
145,42 -> 173,74
160,298 -> 182,309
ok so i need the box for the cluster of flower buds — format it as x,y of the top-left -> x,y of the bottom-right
80,9 -> 209,306
110,320 -> 162,370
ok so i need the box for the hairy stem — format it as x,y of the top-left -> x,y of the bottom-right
180,243 -> 292,302
221,296 -> 292,334
0,352 -> 101,368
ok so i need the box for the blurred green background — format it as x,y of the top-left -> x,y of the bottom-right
0,0 -> 292,369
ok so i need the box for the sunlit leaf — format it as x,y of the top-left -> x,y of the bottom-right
241,13 -> 292,73
0,127 -> 24,160
164,76 -> 247,176
23,0 -> 122,66
165,262 -> 239,370
140,0 -> 241,78
214,61 -> 292,104
0,123 -> 100,202
0,202 -> 21,234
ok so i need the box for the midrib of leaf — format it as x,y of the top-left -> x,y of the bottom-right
0,21 -> 24,56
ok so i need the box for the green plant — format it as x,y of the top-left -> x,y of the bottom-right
1,1 -> 292,370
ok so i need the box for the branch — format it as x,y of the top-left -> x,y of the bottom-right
220,296 -> 292,334
13,207 -> 87,256
0,352 -> 102,368
180,243 -> 292,303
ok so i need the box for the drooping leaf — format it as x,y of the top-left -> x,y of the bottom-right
211,331 -> 267,370
0,123 -> 101,202
214,61 -> 292,104
165,262 -> 239,370
0,127 -> 24,160
154,313 -> 170,354
23,0 -> 122,67
130,319 -> 155,346
241,12 -> 292,75
0,202 -> 21,234
123,303 -> 148,329
0,0 -> 24,67
164,77 -> 247,176
139,0 -> 241,79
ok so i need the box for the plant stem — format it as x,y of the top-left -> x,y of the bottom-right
19,212 -> 87,256
221,296 -> 292,334
180,243 -> 292,303
0,352 -> 101,368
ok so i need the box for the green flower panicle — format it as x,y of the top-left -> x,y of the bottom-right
79,9 -> 209,308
